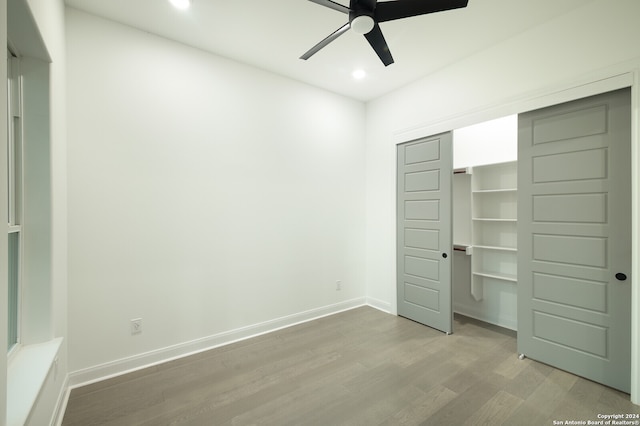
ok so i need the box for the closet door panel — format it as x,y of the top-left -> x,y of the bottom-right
397,133 -> 453,334
517,88 -> 631,393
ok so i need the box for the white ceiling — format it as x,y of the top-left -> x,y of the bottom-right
63,0 -> 590,101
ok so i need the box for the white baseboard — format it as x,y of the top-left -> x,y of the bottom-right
68,298 -> 367,389
366,297 -> 391,313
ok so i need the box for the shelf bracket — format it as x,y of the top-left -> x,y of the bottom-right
453,244 -> 472,255
453,167 -> 471,175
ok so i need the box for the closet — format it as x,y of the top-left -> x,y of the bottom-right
452,115 -> 518,330
398,88 -> 632,394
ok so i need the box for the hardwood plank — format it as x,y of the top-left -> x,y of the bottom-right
501,360 -> 552,400
421,380 -> 502,425
502,401 -> 552,426
380,384 -> 458,426
513,368 -> 579,418
597,385 -> 640,414
493,351 -> 531,380
463,390 -> 523,426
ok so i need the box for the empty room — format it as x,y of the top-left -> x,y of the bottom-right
2,0 -> 640,425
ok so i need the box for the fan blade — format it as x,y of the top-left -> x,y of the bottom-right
376,0 -> 469,23
300,23 -> 351,60
364,23 -> 394,66
308,0 -> 350,14
357,0 -> 377,11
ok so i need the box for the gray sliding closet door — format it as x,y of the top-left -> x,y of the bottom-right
517,88 -> 631,392
397,133 -> 453,334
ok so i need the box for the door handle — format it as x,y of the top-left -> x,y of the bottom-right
442,253 -> 448,259
615,273 -> 627,281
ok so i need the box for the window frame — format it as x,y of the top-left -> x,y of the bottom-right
7,46 -> 23,356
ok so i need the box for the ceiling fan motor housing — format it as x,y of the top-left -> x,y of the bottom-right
349,8 -> 375,35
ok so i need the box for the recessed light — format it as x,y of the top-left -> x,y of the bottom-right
169,0 -> 191,10
352,69 -> 366,80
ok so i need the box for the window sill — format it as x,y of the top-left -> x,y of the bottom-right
7,337 -> 63,426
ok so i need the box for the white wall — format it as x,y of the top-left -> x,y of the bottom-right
66,9 -> 366,377
453,115 -> 517,169
365,0 -> 640,401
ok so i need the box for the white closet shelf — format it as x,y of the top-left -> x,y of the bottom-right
472,271 -> 518,282
473,245 -> 517,252
472,217 -> 517,222
472,188 -> 517,193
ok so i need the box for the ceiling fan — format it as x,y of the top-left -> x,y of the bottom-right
300,0 -> 469,66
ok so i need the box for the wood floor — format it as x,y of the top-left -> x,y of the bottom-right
62,307 -> 640,425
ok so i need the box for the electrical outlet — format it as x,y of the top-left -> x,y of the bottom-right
336,280 -> 342,291
131,318 -> 142,335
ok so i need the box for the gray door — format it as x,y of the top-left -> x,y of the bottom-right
517,88 -> 631,392
397,133 -> 453,334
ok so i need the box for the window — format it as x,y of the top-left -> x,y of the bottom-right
7,48 -> 22,354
